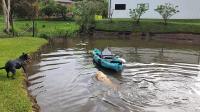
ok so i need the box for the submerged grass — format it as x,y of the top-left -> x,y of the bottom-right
95,19 -> 200,33
0,37 -> 47,112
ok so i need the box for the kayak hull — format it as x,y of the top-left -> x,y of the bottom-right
92,48 -> 123,72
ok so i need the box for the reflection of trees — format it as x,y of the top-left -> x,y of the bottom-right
124,47 -> 141,62
153,48 -> 168,63
47,38 -> 74,51
133,47 -> 141,62
198,52 -> 200,64
88,38 -> 97,50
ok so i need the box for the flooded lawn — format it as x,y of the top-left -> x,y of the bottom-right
27,38 -> 200,112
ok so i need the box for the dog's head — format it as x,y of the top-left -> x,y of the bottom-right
19,53 -> 31,63
95,71 -> 118,90
95,71 -> 109,82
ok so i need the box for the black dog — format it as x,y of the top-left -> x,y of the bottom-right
0,53 -> 31,79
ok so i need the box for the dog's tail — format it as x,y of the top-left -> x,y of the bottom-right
0,67 -> 5,70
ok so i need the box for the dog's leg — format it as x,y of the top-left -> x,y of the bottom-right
11,69 -> 16,79
6,68 -> 9,78
7,72 -> 9,78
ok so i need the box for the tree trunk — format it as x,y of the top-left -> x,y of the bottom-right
2,0 -> 11,33
136,14 -> 142,25
136,18 -> 140,24
10,11 -> 14,37
164,19 -> 167,25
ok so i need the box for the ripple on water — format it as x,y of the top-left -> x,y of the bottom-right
120,62 -> 200,112
27,40 -> 200,112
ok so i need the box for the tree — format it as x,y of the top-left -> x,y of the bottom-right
0,1 -> 3,14
2,0 -> 11,33
11,0 -> 37,19
73,0 -> 97,33
73,0 -> 107,33
41,5 -> 55,17
96,0 -> 108,18
41,3 -> 56,17
129,3 -> 149,24
1,0 -> 37,35
155,3 -> 179,25
41,1 -> 68,20
41,0 -> 56,17
56,4 -> 67,20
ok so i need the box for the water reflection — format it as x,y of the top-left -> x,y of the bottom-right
27,38 -> 200,112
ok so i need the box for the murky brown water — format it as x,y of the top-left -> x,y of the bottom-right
27,38 -> 200,112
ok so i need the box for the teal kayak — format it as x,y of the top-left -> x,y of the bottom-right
92,48 -> 124,72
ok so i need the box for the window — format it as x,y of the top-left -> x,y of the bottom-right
115,4 -> 126,10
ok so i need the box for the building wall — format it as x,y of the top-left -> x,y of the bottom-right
110,0 -> 200,19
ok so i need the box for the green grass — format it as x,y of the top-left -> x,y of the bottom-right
0,19 -> 80,38
16,21 -> 79,37
95,19 -> 200,33
0,37 -> 47,112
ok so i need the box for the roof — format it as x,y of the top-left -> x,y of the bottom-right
54,0 -> 73,3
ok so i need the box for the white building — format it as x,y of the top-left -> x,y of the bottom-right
108,0 -> 200,19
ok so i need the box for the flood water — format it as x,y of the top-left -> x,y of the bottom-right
27,38 -> 200,112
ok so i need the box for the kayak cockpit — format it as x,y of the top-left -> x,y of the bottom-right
92,48 -> 124,72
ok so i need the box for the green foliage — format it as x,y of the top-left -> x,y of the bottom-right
129,3 -> 149,24
11,0 -> 36,18
40,33 -> 49,39
73,0 -> 108,33
41,5 -> 55,17
155,3 -> 179,25
40,0 -> 68,20
56,4 -> 68,20
73,0 -> 97,33
96,0 -> 108,18
0,37 -> 47,112
41,0 -> 57,17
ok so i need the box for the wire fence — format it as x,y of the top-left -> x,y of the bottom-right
0,21 -> 80,38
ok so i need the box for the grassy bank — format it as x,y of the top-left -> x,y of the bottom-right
0,37 -> 47,112
95,19 -> 200,33
0,19 -> 79,38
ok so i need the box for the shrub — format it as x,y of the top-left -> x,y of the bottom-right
155,3 -> 179,25
129,3 -> 149,24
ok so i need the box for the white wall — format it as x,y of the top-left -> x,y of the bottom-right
109,0 -> 200,19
